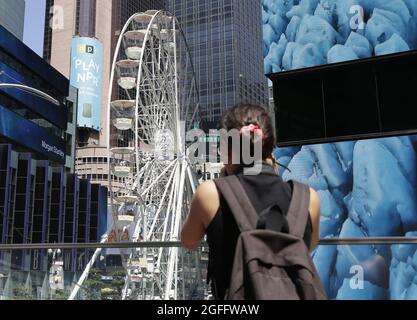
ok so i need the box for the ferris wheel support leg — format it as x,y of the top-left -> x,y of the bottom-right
164,162 -> 187,300
174,251 -> 179,299
68,243 -> 105,300
186,163 -> 198,194
156,167 -> 177,268
146,162 -> 178,240
163,168 -> 181,299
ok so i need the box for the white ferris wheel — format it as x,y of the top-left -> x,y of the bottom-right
70,10 -> 205,300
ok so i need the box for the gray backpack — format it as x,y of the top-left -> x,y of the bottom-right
214,175 -> 327,300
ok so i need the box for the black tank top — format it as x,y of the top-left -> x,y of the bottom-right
206,164 -> 313,300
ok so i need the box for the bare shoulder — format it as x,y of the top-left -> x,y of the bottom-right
308,188 -> 321,250
309,188 -> 320,211
195,180 -> 218,199
193,180 -> 220,227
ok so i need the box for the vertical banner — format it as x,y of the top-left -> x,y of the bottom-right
70,37 -> 103,130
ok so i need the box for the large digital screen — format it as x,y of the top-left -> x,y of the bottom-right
0,61 -> 68,130
262,0 -> 417,74
70,37 -> 103,131
262,0 -> 417,300
0,104 -> 66,163
0,25 -> 69,97
271,50 -> 417,145
276,133 -> 417,299
264,0 -> 417,300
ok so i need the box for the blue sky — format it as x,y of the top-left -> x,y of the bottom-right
23,0 -> 46,56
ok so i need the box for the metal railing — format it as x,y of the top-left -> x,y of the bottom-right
1,237 -> 417,250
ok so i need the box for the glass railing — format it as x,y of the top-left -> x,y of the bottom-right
0,239 -> 416,300
315,238 -> 417,300
0,242 -> 209,301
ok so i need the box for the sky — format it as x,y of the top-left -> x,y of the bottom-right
23,0 -> 46,56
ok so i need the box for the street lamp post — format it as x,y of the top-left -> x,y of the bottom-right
0,273 -> 8,300
48,248 -> 63,300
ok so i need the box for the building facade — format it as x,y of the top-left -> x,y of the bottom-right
0,26 -> 107,280
44,0 -> 165,188
167,0 -> 268,123
268,85 -> 276,134
0,0 -> 25,40
1,25 -> 69,171
65,86 -> 78,173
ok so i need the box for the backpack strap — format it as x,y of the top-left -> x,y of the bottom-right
286,181 -> 311,238
214,176 -> 257,232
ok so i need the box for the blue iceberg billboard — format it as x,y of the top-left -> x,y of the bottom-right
263,1 -> 417,299
262,0 -> 417,74
262,0 -> 417,299
275,136 -> 417,300
70,37 -> 103,131
0,104 -> 66,163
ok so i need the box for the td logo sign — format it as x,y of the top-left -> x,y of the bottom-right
77,44 -> 95,54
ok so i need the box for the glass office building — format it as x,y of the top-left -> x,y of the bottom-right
0,26 -> 107,277
75,0 -> 97,37
113,0 -> 165,29
0,0 -> 25,40
167,0 -> 268,123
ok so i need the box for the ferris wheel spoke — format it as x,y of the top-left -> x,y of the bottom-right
146,163 -> 178,240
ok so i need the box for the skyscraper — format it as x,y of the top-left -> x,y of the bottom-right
0,26 -> 107,277
166,0 -> 268,123
43,0 -> 165,188
0,0 -> 25,40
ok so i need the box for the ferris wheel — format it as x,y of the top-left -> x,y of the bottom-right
69,10 -> 204,300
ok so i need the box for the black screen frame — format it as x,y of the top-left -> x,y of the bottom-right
268,49 -> 417,147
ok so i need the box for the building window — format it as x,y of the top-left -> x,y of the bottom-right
66,100 -> 74,124
75,0 -> 97,37
66,133 -> 73,156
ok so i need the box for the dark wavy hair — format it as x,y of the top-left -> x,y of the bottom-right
219,104 -> 276,161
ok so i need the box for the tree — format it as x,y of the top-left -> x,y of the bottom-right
82,269 -> 103,300
83,268 -> 127,300
54,289 -> 70,300
13,285 -> 34,300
